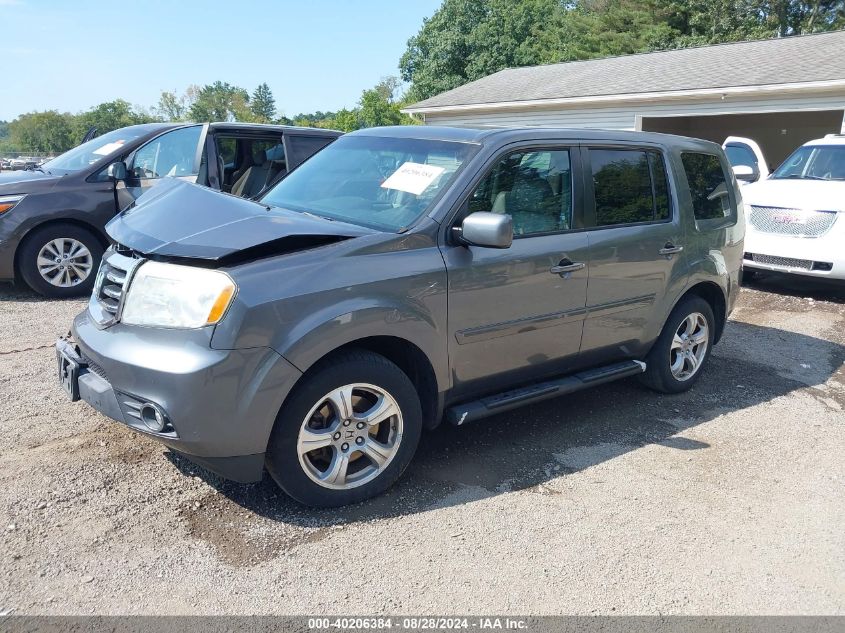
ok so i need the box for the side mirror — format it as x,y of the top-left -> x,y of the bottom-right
732,164 -> 758,183
458,211 -> 513,249
106,161 -> 127,181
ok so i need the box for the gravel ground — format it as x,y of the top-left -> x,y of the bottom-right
0,274 -> 843,615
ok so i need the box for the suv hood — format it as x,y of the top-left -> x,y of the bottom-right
743,178 -> 845,212
106,178 -> 375,261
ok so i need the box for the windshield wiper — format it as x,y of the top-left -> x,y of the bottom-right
777,174 -> 828,180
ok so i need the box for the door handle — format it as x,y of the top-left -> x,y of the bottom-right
659,243 -> 684,256
550,260 -> 585,275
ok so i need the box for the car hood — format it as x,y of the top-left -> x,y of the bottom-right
106,178 -> 376,261
0,169 -> 62,192
742,178 -> 845,212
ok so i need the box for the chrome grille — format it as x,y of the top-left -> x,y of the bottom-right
752,254 -> 813,271
91,248 -> 142,324
749,206 -> 837,237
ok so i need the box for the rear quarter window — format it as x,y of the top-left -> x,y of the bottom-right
681,152 -> 734,222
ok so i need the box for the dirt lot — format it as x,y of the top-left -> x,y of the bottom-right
0,275 -> 843,615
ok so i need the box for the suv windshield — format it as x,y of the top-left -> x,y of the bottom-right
771,145 -> 845,181
260,135 -> 477,231
42,128 -> 146,173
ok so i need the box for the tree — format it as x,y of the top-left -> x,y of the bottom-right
8,111 -> 76,154
250,83 -> 277,123
188,81 -> 252,122
358,77 -> 416,128
75,99 -> 158,138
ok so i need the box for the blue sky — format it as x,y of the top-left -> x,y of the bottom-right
0,0 -> 441,121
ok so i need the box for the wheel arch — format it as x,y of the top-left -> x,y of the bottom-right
285,334 -> 443,431
672,280 -> 728,344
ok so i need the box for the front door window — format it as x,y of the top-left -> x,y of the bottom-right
131,126 -> 202,179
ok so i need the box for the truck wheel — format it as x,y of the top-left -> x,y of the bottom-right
640,296 -> 715,394
18,223 -> 103,298
266,351 -> 422,507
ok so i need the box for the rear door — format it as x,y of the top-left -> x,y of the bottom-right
117,124 -> 208,209
283,134 -> 338,171
579,145 -> 688,366
442,143 -> 590,397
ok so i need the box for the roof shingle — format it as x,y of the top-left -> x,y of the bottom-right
406,30 -> 845,111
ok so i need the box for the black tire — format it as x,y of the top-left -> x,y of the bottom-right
639,296 -> 715,394
266,350 -> 423,508
18,223 -> 104,298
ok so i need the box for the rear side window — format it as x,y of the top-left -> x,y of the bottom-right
681,153 -> 731,220
591,149 -> 671,226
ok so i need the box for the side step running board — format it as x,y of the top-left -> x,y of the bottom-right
446,360 -> 646,426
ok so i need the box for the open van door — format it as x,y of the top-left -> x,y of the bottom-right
81,126 -> 98,144
723,136 -> 769,185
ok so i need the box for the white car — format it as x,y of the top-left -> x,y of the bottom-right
736,134 -> 845,281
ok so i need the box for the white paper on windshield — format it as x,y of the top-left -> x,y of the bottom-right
381,162 -> 445,195
92,140 -> 126,156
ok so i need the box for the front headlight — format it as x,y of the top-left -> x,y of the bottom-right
121,261 -> 236,328
0,194 -> 26,215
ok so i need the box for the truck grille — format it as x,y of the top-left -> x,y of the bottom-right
749,206 -> 837,237
91,248 -> 142,324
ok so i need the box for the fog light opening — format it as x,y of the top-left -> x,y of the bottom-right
139,403 -> 167,433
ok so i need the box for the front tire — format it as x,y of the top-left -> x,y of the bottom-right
266,351 -> 422,507
18,223 -> 103,298
640,296 -> 715,394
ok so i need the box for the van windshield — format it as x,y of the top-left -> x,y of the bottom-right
260,135 -> 477,232
771,145 -> 845,181
42,128 -> 146,173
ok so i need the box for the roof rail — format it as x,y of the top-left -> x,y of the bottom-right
824,133 -> 845,138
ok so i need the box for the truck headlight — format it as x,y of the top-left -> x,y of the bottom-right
121,261 -> 236,328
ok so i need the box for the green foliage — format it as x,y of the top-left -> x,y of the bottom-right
8,111 -> 76,154
251,83 -> 277,123
401,0 -> 845,101
289,77 -> 419,132
155,89 -> 194,121
188,81 -> 252,123
74,99 -> 158,138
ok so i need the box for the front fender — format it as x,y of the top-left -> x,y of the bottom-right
276,301 -> 449,393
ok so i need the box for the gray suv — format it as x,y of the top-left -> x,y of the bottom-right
56,126 -> 744,507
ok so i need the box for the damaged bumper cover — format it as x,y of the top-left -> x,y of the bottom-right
67,309 -> 303,483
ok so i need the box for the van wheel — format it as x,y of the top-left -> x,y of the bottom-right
18,223 -> 103,298
640,296 -> 715,394
266,351 -> 422,508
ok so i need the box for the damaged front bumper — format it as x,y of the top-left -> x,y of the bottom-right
57,309 -> 303,483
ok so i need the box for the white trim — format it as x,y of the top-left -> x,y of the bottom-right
402,79 -> 845,115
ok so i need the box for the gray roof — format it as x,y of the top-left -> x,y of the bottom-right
406,30 -> 845,111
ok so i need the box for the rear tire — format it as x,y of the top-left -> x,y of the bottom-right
18,223 -> 103,298
266,350 -> 422,508
640,296 -> 715,394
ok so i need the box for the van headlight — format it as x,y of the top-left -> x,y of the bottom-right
121,261 -> 236,328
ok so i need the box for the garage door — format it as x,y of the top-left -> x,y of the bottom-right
641,110 -> 844,172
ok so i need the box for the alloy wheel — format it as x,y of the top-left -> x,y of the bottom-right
36,238 -> 93,287
296,383 -> 403,490
669,312 -> 709,381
